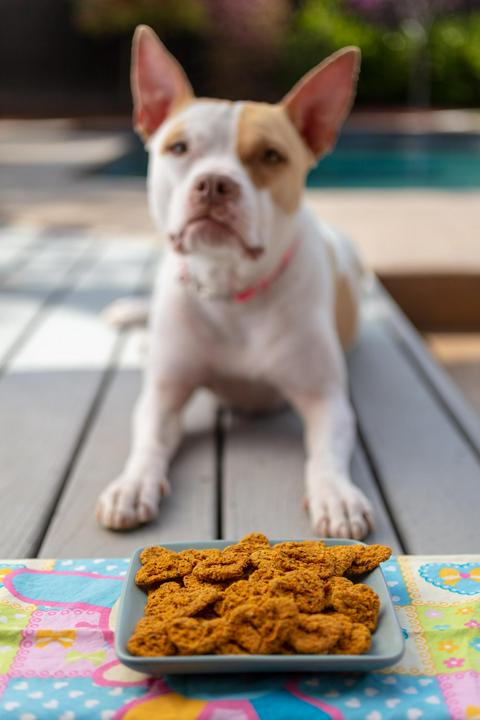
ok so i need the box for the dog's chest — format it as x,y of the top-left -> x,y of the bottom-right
190,291 -> 299,383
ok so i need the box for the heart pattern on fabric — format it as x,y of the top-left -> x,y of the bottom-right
419,563 -> 480,595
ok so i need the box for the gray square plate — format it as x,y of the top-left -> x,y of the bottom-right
115,539 -> 404,674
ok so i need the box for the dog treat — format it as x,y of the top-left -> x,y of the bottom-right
145,581 -> 220,620
327,613 -> 372,654
214,578 -> 262,616
347,544 -> 393,576
127,535 -> 391,657
192,548 -> 251,582
135,553 -> 193,589
183,573 -> 232,592
288,613 -> 343,654
325,544 -> 360,575
127,615 -> 228,656
227,597 -> 298,654
127,616 -> 176,656
250,543 -> 336,578
227,532 -> 271,552
168,617 -> 228,655
139,545 -> 174,566
177,548 -> 214,566
267,569 -> 326,614
325,577 -> 380,631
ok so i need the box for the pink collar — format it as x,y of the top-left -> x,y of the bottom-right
178,237 -> 301,303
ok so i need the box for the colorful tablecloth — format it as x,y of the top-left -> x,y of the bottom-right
0,556 -> 479,719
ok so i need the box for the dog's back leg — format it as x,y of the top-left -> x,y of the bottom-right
321,222 -> 365,351
102,297 -> 150,328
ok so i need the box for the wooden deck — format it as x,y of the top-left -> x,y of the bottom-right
1,226 -> 479,559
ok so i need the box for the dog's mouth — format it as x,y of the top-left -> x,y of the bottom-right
169,215 -> 263,260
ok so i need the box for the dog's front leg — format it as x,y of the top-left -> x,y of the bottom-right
291,390 -> 374,540
96,377 -> 193,530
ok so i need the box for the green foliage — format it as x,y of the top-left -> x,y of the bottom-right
281,0 -> 480,106
74,0 -> 208,37
282,0 -> 415,104
73,0 -> 480,106
429,14 -> 480,105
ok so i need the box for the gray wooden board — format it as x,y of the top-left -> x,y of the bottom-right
348,300 -> 480,554
379,285 -> 480,452
0,240 -> 154,557
221,407 -> 402,551
4,229 -> 478,556
0,225 -> 44,283
40,330 -> 218,557
0,232 -> 93,367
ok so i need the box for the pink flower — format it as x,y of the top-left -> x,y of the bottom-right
444,657 -> 465,668
465,620 -> 480,629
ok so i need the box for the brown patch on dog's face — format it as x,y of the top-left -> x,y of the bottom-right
159,120 -> 187,155
236,103 -> 314,214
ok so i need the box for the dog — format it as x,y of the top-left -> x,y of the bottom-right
96,25 -> 374,540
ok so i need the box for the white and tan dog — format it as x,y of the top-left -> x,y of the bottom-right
96,25 -> 374,540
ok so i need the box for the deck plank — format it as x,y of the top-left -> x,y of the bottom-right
349,298 -> 480,554
380,285 -> 480,451
0,231 -> 93,367
221,407 -> 402,551
4,228 -> 478,555
39,329 -> 218,557
0,225 -> 43,283
0,239 -> 154,558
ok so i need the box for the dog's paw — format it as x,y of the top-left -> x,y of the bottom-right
102,298 -> 149,328
306,473 -> 374,540
96,474 -> 170,530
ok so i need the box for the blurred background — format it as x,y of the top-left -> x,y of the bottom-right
1,0 -> 479,410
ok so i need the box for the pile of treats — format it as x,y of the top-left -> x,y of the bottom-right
127,534 -> 391,657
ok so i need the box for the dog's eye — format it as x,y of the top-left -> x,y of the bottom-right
168,141 -> 188,156
262,148 -> 285,166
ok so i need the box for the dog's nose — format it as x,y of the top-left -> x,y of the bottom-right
192,173 -> 240,205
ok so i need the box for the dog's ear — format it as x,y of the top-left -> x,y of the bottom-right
131,25 -> 194,140
282,47 -> 360,159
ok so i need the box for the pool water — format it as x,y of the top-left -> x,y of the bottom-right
309,131 -> 480,189
96,131 -> 480,189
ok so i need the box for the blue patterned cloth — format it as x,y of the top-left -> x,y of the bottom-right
0,556 -> 479,719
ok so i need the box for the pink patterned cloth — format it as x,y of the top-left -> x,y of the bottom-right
0,555 -> 478,719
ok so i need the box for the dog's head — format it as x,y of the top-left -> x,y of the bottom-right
132,25 -> 359,263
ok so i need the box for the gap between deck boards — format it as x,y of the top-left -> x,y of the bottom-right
34,254 -> 157,556
353,416 -> 408,554
30,329 -> 131,557
215,407 -> 226,540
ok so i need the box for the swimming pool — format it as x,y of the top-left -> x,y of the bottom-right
96,131 -> 480,189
